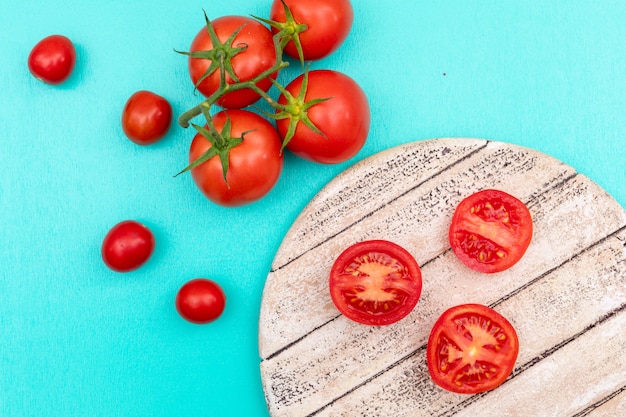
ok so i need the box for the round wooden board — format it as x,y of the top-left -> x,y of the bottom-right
258,138 -> 626,417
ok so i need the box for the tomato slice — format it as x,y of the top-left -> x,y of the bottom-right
329,240 -> 422,326
427,304 -> 519,394
449,189 -> 533,273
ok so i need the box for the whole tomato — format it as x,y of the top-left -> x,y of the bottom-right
187,15 -> 277,108
175,279 -> 226,324
270,0 -> 354,61
28,35 -> 76,84
121,90 -> 173,145
276,70 -> 370,164
101,220 -> 155,272
189,110 -> 283,207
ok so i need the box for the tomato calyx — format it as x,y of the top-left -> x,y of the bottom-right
253,0 -> 308,65
263,67 -> 330,150
176,11 -> 249,93
175,117 -> 251,186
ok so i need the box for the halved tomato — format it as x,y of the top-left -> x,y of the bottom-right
329,240 -> 422,326
427,304 -> 519,394
449,189 -> 533,273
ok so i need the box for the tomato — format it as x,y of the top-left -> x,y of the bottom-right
188,109 -> 283,207
329,240 -> 422,326
269,0 -> 354,61
449,189 -> 533,273
427,304 -> 519,394
276,70 -> 370,164
101,220 -> 155,272
28,35 -> 76,84
186,15 -> 277,108
175,279 -> 226,324
121,90 -> 172,145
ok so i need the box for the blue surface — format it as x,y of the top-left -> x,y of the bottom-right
1,1 -> 625,416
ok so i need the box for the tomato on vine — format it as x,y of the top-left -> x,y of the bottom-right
275,69 -> 370,164
181,14 -> 278,109
28,35 -> 76,84
267,0 -> 354,62
121,90 -> 172,145
181,109 -> 283,207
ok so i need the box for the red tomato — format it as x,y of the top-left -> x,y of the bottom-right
175,279 -> 226,324
101,220 -> 155,272
329,240 -> 422,326
189,109 -> 283,207
276,70 -> 370,164
121,90 -> 172,145
28,35 -> 76,84
427,304 -> 519,394
449,189 -> 533,273
269,0 -> 354,61
187,15 -> 277,108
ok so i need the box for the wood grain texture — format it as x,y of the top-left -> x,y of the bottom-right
258,139 -> 626,417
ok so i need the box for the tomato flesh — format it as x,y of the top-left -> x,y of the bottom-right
427,304 -> 519,394
329,240 -> 422,326
449,189 -> 533,273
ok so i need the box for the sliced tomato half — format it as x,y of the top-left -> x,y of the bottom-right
427,303 -> 519,394
449,189 -> 533,273
329,240 -> 422,326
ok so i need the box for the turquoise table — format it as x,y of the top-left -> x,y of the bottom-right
2,1 -> 625,416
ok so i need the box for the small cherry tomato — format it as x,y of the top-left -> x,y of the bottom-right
270,0 -> 354,61
175,279 -> 226,324
427,304 -> 519,394
121,90 -> 173,145
329,240 -> 422,326
101,220 -> 155,272
449,189 -> 533,273
276,69 -> 370,164
28,35 -> 76,84
189,109 -> 283,207
187,15 -> 278,108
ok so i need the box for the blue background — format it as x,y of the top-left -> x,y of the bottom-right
1,1 -> 625,416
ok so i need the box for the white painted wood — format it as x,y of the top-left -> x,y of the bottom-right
258,139 -> 626,417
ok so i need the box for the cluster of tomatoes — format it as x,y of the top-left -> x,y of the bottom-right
176,0 -> 369,207
329,189 -> 533,394
27,0 -> 365,324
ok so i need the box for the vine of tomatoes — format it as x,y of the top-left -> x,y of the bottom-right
175,0 -> 369,207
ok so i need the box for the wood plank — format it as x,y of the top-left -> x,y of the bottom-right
259,139 -> 626,416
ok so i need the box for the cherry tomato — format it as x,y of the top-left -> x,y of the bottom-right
101,220 -> 155,272
427,304 -> 519,394
329,240 -> 422,326
270,0 -> 354,61
277,70 -> 370,164
121,90 -> 172,146
175,279 -> 226,324
187,15 -> 277,108
28,35 -> 76,84
449,189 -> 533,273
189,109 -> 283,207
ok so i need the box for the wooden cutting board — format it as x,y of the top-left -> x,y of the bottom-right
258,138 -> 626,417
